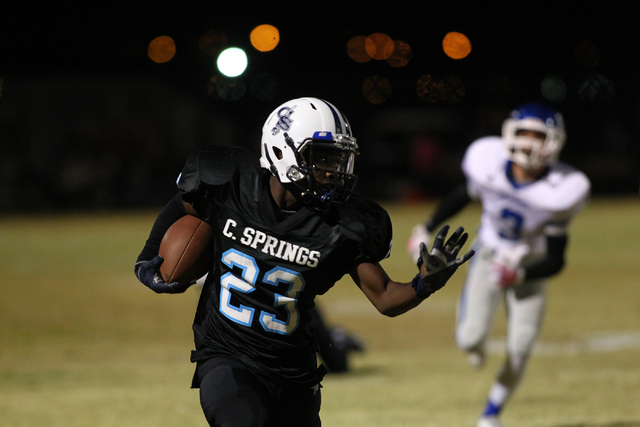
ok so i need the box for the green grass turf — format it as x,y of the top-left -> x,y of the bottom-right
1,196 -> 639,426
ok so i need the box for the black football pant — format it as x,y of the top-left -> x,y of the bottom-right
197,357 -> 322,427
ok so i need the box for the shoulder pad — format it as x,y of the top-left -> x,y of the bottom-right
178,145 -> 259,191
340,193 -> 393,263
542,163 -> 591,214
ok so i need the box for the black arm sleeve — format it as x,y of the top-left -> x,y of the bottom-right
425,184 -> 472,232
524,235 -> 567,279
136,193 -> 188,263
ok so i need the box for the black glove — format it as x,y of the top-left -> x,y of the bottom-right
134,255 -> 193,294
412,225 -> 475,298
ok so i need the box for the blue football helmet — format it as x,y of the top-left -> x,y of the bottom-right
502,102 -> 566,169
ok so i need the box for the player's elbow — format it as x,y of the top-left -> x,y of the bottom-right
550,257 -> 565,277
374,298 -> 418,317
378,306 -> 403,317
525,255 -> 565,280
545,253 -> 566,277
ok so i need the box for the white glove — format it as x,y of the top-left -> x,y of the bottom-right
407,222 -> 431,263
489,244 -> 528,289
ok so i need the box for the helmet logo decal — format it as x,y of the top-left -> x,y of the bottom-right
271,106 -> 296,135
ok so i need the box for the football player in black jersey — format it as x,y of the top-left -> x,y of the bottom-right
134,97 -> 474,426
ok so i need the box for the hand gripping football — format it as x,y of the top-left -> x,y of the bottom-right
159,215 -> 214,284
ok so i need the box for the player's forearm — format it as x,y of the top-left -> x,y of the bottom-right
524,235 -> 567,279
376,280 -> 424,316
351,264 -> 423,317
136,193 -> 187,262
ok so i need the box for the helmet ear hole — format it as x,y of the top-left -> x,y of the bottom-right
272,146 -> 283,160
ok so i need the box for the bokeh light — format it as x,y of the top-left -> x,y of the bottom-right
217,47 -> 248,77
250,73 -> 280,101
199,29 -> 228,57
386,40 -> 412,67
577,73 -> 615,102
417,75 -> 442,102
208,74 -> 246,101
250,24 -> 280,52
416,75 -> 465,103
442,32 -> 471,59
365,33 -> 395,60
347,36 -> 372,63
575,40 -> 600,68
147,36 -> 176,63
363,75 -> 392,104
348,34 -> 411,66
541,74 -> 567,102
440,76 -> 465,103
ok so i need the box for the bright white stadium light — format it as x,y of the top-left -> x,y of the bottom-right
217,47 -> 248,77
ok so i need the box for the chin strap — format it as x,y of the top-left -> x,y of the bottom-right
301,191 -> 331,211
320,188 -> 338,203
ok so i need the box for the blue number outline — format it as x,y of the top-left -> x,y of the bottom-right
219,249 -> 305,335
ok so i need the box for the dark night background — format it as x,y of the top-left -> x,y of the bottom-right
1,2 -> 638,211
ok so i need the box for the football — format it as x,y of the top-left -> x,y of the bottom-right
159,215 -> 215,284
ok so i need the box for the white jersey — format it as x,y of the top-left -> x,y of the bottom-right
462,136 -> 590,267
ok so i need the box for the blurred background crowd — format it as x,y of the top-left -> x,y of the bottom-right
1,3 -> 638,212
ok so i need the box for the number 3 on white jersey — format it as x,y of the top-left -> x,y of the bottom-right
499,208 -> 524,241
219,249 -> 304,335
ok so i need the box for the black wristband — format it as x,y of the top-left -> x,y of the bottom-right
411,273 -> 432,299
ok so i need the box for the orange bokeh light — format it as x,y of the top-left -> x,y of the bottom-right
416,74 -> 465,103
365,33 -> 395,60
417,74 -> 442,102
442,32 -> 471,59
199,29 -> 228,57
148,36 -> 176,63
363,75 -> 392,104
347,35 -> 372,63
386,40 -> 412,67
250,24 -> 280,52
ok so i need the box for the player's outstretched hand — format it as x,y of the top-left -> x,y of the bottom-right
134,255 -> 192,294
412,225 -> 475,298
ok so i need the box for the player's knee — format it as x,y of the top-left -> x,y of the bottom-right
455,325 -> 485,351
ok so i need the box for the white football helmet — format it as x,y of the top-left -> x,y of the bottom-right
260,97 -> 359,210
502,102 -> 566,170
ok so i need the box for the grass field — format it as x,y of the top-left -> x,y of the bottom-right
1,196 -> 639,426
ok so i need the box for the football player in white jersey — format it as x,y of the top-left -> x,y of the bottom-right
407,102 -> 590,427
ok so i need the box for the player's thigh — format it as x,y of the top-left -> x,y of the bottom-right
268,384 -> 321,427
198,357 -> 270,427
505,279 -> 547,355
456,245 -> 501,347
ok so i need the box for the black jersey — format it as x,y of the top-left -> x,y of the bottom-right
178,145 -> 392,387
